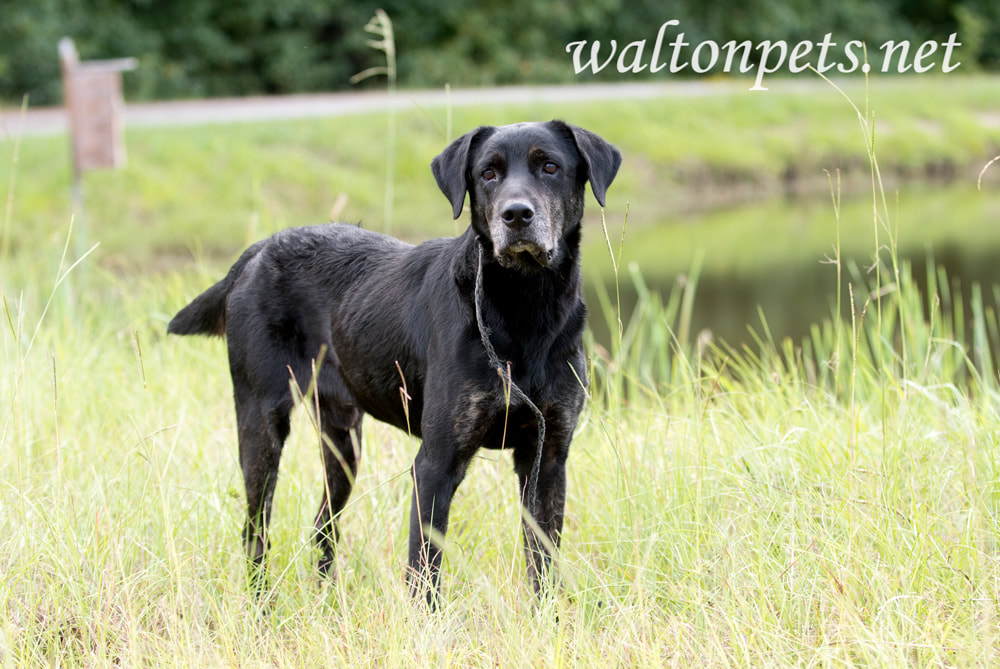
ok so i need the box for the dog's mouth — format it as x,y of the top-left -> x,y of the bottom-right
498,240 -> 554,271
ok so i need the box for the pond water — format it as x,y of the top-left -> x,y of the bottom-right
580,181 -> 1000,350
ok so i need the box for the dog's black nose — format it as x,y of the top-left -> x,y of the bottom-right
500,202 -> 534,229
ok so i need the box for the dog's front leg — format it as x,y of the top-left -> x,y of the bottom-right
406,441 -> 473,608
514,427 -> 571,596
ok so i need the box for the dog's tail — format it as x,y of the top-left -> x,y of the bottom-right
167,241 -> 265,337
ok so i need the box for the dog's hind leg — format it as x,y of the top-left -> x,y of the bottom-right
313,397 -> 363,579
234,386 -> 292,596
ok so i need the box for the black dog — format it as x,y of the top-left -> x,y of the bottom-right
168,121 -> 621,605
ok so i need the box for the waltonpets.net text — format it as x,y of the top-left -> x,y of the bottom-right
566,20 -> 962,91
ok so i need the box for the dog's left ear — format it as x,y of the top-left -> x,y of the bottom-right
557,122 -> 622,208
432,126 -> 494,219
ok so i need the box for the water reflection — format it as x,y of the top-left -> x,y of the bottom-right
582,183 -> 1000,349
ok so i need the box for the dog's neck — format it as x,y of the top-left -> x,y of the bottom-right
452,226 -> 586,368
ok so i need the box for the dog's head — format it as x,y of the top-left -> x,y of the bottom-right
432,121 -> 621,273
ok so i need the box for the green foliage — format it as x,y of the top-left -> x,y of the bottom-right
0,0 -> 374,103
2,0 -> 998,104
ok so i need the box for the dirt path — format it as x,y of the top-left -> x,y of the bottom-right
6,77 -> 1000,140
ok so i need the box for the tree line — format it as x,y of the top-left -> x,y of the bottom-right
1,0 -> 996,105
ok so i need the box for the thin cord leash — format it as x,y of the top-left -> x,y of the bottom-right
474,241 -> 546,517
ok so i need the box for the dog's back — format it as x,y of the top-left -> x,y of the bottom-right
168,224 -> 418,339
169,223 -> 454,433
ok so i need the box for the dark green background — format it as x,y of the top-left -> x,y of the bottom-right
2,0 -> 998,104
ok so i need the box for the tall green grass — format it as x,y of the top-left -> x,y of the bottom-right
3,82 -> 1000,665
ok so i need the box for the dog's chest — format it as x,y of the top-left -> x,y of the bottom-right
451,358 -> 585,451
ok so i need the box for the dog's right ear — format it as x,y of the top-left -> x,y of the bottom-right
431,126 -> 493,219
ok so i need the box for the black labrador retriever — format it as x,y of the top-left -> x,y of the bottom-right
168,120 -> 621,605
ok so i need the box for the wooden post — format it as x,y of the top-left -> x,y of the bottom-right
58,37 -> 137,264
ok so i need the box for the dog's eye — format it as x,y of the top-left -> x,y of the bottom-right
542,162 -> 559,175
482,168 -> 497,181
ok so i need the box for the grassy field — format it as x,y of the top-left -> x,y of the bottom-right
3,77 -> 1000,665
2,75 -> 1000,270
